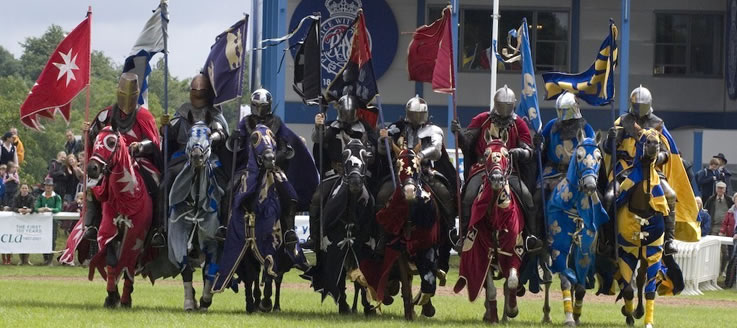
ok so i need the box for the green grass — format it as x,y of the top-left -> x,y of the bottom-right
2,259 -> 736,328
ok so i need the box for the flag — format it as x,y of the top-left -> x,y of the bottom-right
292,17 -> 321,106
516,18 -> 541,132
20,14 -> 91,130
325,10 -> 378,107
122,0 -> 168,107
204,16 -> 249,106
407,5 -> 455,94
542,21 -> 618,106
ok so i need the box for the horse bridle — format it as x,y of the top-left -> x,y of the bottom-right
575,144 -> 599,190
91,131 -> 122,177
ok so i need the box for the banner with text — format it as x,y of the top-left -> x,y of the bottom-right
0,212 -> 53,254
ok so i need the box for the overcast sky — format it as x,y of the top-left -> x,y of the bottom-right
0,0 -> 252,79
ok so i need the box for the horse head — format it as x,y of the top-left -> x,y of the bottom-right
572,129 -> 603,196
88,126 -> 125,180
341,138 -> 370,195
635,124 -> 661,161
187,122 -> 212,170
392,137 -> 423,202
249,124 -> 277,171
483,138 -> 511,192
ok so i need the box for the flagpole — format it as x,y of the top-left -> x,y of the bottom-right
226,14 -> 249,229
450,1 -> 461,221
82,6 -> 92,218
490,0 -> 499,105
162,0 -> 170,222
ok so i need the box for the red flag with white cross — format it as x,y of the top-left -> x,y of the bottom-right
20,13 -> 91,130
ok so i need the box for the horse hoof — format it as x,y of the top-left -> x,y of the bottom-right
364,307 -> 377,317
404,310 -> 416,321
625,316 -> 634,326
564,319 -> 576,327
245,302 -> 256,314
506,306 -> 519,319
198,297 -> 212,312
120,301 -> 131,309
541,315 -> 552,324
273,306 -> 281,312
516,285 -> 526,297
338,300 -> 351,314
634,307 -> 644,319
184,299 -> 197,312
104,291 -> 120,309
421,304 -> 436,318
259,299 -> 273,313
645,324 -> 654,328
382,295 -> 394,306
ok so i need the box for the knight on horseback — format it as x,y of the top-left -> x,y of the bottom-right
451,85 -> 539,254
79,72 -> 163,252
377,95 -> 457,281
305,94 -> 378,251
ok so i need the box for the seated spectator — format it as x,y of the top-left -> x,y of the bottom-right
35,178 -> 62,266
13,183 -> 35,265
696,197 -> 711,238
0,132 -> 18,166
705,181 -> 733,236
3,161 -> 20,208
64,130 -> 82,156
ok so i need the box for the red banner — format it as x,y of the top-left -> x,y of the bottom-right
407,6 -> 455,94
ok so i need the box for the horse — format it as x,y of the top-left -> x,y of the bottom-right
453,137 -> 525,324
211,124 -> 299,313
308,138 -> 377,315
610,127 -> 674,328
167,122 -> 225,311
85,126 -> 153,308
541,130 -> 608,326
368,139 -> 440,321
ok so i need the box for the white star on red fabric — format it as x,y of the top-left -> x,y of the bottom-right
118,167 -> 138,195
52,48 -> 79,87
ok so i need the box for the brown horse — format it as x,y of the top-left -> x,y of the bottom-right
454,138 -> 525,324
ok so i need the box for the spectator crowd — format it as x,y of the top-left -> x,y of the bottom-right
1,128 -> 84,266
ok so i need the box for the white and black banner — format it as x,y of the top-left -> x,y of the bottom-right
0,212 -> 53,254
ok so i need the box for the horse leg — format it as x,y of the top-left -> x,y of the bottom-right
634,262 -> 647,319
260,272 -> 273,312
120,275 -> 134,308
398,255 -> 415,321
542,281 -> 552,323
199,246 -> 217,311
504,267 -> 519,319
338,271 -> 351,314
103,266 -> 120,308
361,285 -> 376,316
351,281 -> 359,313
621,281 -> 635,326
483,269 -> 499,324
573,284 -> 586,325
182,265 -> 197,311
560,275 -> 575,327
273,274 -> 283,312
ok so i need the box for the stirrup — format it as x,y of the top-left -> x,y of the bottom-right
83,226 -> 98,242
150,231 -> 166,248
525,235 -> 543,253
215,226 -> 227,241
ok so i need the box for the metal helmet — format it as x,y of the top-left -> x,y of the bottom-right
492,85 -> 517,118
250,88 -> 272,117
405,95 -> 428,126
190,74 -> 212,108
629,85 -> 653,117
555,92 -> 582,121
336,95 -> 358,124
116,72 -> 140,114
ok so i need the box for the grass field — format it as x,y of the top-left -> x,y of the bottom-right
2,254 -> 736,328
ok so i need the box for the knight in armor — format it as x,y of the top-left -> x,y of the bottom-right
539,92 -> 595,198
451,85 -> 540,251
81,72 -> 164,246
232,88 -> 319,251
303,94 -> 378,250
376,95 -> 458,275
163,74 -> 229,235
603,86 -> 680,255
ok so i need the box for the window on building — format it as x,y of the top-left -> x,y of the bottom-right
428,7 -> 569,73
654,13 -> 723,77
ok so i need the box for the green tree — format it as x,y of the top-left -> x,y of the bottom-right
0,46 -> 22,77
19,25 -> 65,81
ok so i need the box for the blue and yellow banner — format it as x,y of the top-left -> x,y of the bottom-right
543,21 -> 618,106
